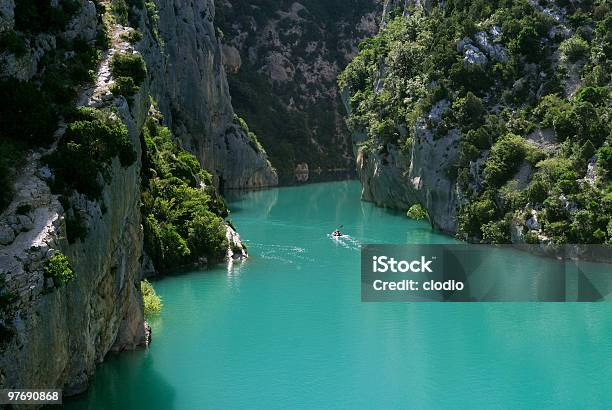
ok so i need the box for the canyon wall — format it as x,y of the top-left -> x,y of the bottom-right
217,0 -> 379,182
0,0 -> 276,394
342,0 -> 609,243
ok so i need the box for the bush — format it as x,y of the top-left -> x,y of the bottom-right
406,203 -> 428,220
111,0 -> 129,24
45,108 -> 135,200
43,253 -> 75,287
141,279 -> 163,316
559,35 -> 589,62
127,30 -> 143,44
458,194 -> 498,239
110,76 -> 139,98
14,0 -> 81,33
452,92 -> 485,130
0,31 -> 27,56
187,212 -> 228,262
576,86 -> 609,106
481,220 -> 511,244
525,177 -> 549,204
597,147 -> 612,177
143,217 -> 191,270
110,53 -> 147,85
483,134 -> 527,188
512,26 -> 542,62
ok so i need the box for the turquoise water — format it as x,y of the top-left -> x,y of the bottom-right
66,181 -> 612,409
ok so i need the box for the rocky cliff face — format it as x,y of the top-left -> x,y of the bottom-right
217,0 -> 379,182
342,0 -> 460,233
136,0 -> 277,189
0,5 -> 148,392
355,124 -> 460,233
343,0 -> 612,244
0,0 -> 275,394
344,0 -> 461,233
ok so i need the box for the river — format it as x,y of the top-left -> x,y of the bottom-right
65,180 -> 612,409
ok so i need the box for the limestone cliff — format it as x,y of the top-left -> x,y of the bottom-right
217,0 -> 379,182
0,0 -> 275,395
342,2 -> 482,233
133,0 -> 278,189
0,7 -> 149,393
345,0 -> 459,233
342,0 -> 611,243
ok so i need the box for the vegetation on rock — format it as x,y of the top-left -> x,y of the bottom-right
45,107 -> 136,200
340,0 -> 612,245
141,279 -> 162,316
43,253 -> 75,287
109,52 -> 147,100
0,1 -> 108,212
407,204 -> 428,220
141,111 -> 229,271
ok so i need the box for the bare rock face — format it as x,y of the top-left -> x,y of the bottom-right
138,0 -> 277,190
355,125 -> 460,233
221,44 -> 242,73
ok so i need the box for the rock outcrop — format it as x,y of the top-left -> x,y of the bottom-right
354,122 -> 460,233
217,0 -> 379,182
0,0 -> 277,395
0,14 -> 148,394
135,0 -> 277,189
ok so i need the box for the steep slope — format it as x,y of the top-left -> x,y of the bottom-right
0,0 -> 270,394
341,0 -> 611,245
217,0 -> 379,182
137,0 -> 278,189
0,6 -> 149,392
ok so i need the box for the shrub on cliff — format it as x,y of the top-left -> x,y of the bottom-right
406,204 -> 428,220
187,212 -> 228,262
43,253 -> 75,287
560,35 -> 590,62
15,0 -> 81,33
481,220 -> 511,244
483,134 -> 527,188
458,194 -> 498,239
110,53 -> 147,86
111,76 -> 139,99
141,279 -> 162,316
45,107 -> 136,200
0,79 -> 58,146
597,147 -> 612,178
0,31 -> 27,56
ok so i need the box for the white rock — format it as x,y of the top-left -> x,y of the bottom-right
463,44 -> 488,66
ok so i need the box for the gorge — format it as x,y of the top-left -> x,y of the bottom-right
0,0 -> 611,405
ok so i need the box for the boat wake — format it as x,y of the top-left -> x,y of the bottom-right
328,234 -> 361,251
247,242 -> 314,264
